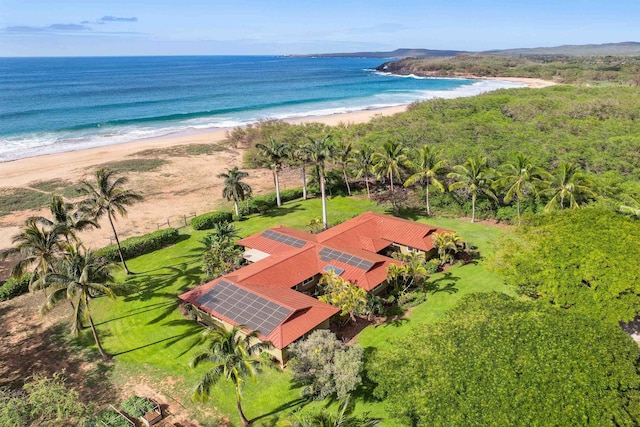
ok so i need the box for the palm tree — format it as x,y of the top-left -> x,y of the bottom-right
0,218 -> 64,290
41,244 -> 123,360
432,231 -> 464,266
306,134 -> 335,230
284,395 -> 380,427
32,195 -> 97,243
447,156 -> 497,223
334,140 -> 354,196
404,146 -> 447,215
620,195 -> 640,218
372,140 -> 409,209
190,324 -> 272,427
77,168 -> 143,275
541,162 -> 596,212
351,143 -> 375,199
218,167 -> 252,217
294,143 -> 312,200
255,138 -> 289,207
495,154 -> 549,224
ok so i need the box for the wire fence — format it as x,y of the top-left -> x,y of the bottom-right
107,212 -> 197,245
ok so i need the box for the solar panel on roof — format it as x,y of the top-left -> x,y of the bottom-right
195,281 -> 292,336
261,229 -> 307,248
323,264 -> 345,275
318,247 -> 373,271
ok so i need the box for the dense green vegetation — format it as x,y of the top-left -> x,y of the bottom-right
0,273 -> 31,301
378,54 -> 640,85
493,208 -> 640,323
369,293 -> 640,426
190,211 -> 233,230
95,227 -> 181,261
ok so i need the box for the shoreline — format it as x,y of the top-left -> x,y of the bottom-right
0,76 -> 549,253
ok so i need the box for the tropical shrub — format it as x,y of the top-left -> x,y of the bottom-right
121,395 -> 155,418
288,330 -> 364,401
493,208 -> 640,323
0,273 -> 32,301
95,228 -> 180,261
369,292 -> 640,427
190,211 -> 233,230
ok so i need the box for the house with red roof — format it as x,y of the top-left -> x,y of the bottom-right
179,212 -> 449,363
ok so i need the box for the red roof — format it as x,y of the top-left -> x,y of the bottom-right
179,279 -> 338,349
317,211 -> 450,253
181,212 -> 451,349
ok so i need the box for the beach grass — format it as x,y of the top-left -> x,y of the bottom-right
92,158 -> 169,174
29,178 -> 78,199
0,187 -> 55,217
132,143 -> 227,158
82,196 -> 511,425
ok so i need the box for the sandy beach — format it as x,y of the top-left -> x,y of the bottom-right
0,77 -> 550,254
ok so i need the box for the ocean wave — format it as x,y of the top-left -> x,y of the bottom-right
0,79 -> 525,162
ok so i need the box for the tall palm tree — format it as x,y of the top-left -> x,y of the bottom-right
0,218 -> 64,290
495,154 -> 550,224
306,134 -> 335,230
541,162 -> 596,212
447,156 -> 497,223
373,140 -> 409,209
255,138 -> 289,207
294,142 -> 313,200
404,145 -> 447,215
190,324 -> 272,427
334,140 -> 354,196
32,195 -> 97,243
218,167 -> 252,217
77,168 -> 143,275
350,143 -> 375,199
42,244 -> 123,361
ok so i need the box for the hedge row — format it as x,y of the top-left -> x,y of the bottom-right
0,273 -> 31,302
95,228 -> 181,261
190,211 -> 233,230
239,188 -> 304,216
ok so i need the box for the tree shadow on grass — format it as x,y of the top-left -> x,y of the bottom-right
122,260 -> 203,302
424,272 -> 460,295
249,397 -> 309,424
259,203 -> 304,218
350,347 -> 382,404
94,301 -> 176,327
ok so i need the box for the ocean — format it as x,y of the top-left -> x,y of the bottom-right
0,56 -> 524,162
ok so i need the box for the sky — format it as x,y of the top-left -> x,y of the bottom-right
1,0 -> 639,57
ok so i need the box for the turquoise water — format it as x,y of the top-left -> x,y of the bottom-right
0,56 -> 522,161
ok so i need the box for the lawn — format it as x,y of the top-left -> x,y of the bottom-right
85,196 -> 513,425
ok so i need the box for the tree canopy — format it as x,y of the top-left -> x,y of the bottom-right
369,292 -> 640,427
493,208 -> 640,323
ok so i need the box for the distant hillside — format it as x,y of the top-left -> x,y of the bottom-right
375,54 -> 640,86
289,48 -> 466,59
487,42 -> 640,56
290,42 -> 640,59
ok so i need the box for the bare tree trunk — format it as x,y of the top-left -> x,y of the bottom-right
301,165 -> 307,200
365,172 -> 371,198
426,177 -> 431,216
517,197 -> 521,225
234,201 -> 240,217
107,212 -> 131,274
342,167 -> 351,196
471,192 -> 476,223
274,168 -> 282,207
389,173 -> 396,209
236,392 -> 250,426
320,166 -> 328,230
86,295 -> 111,361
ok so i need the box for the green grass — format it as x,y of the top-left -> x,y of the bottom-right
0,187 -> 54,217
84,196 -> 513,426
91,158 -> 169,174
132,143 -> 227,157
29,178 -> 79,198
